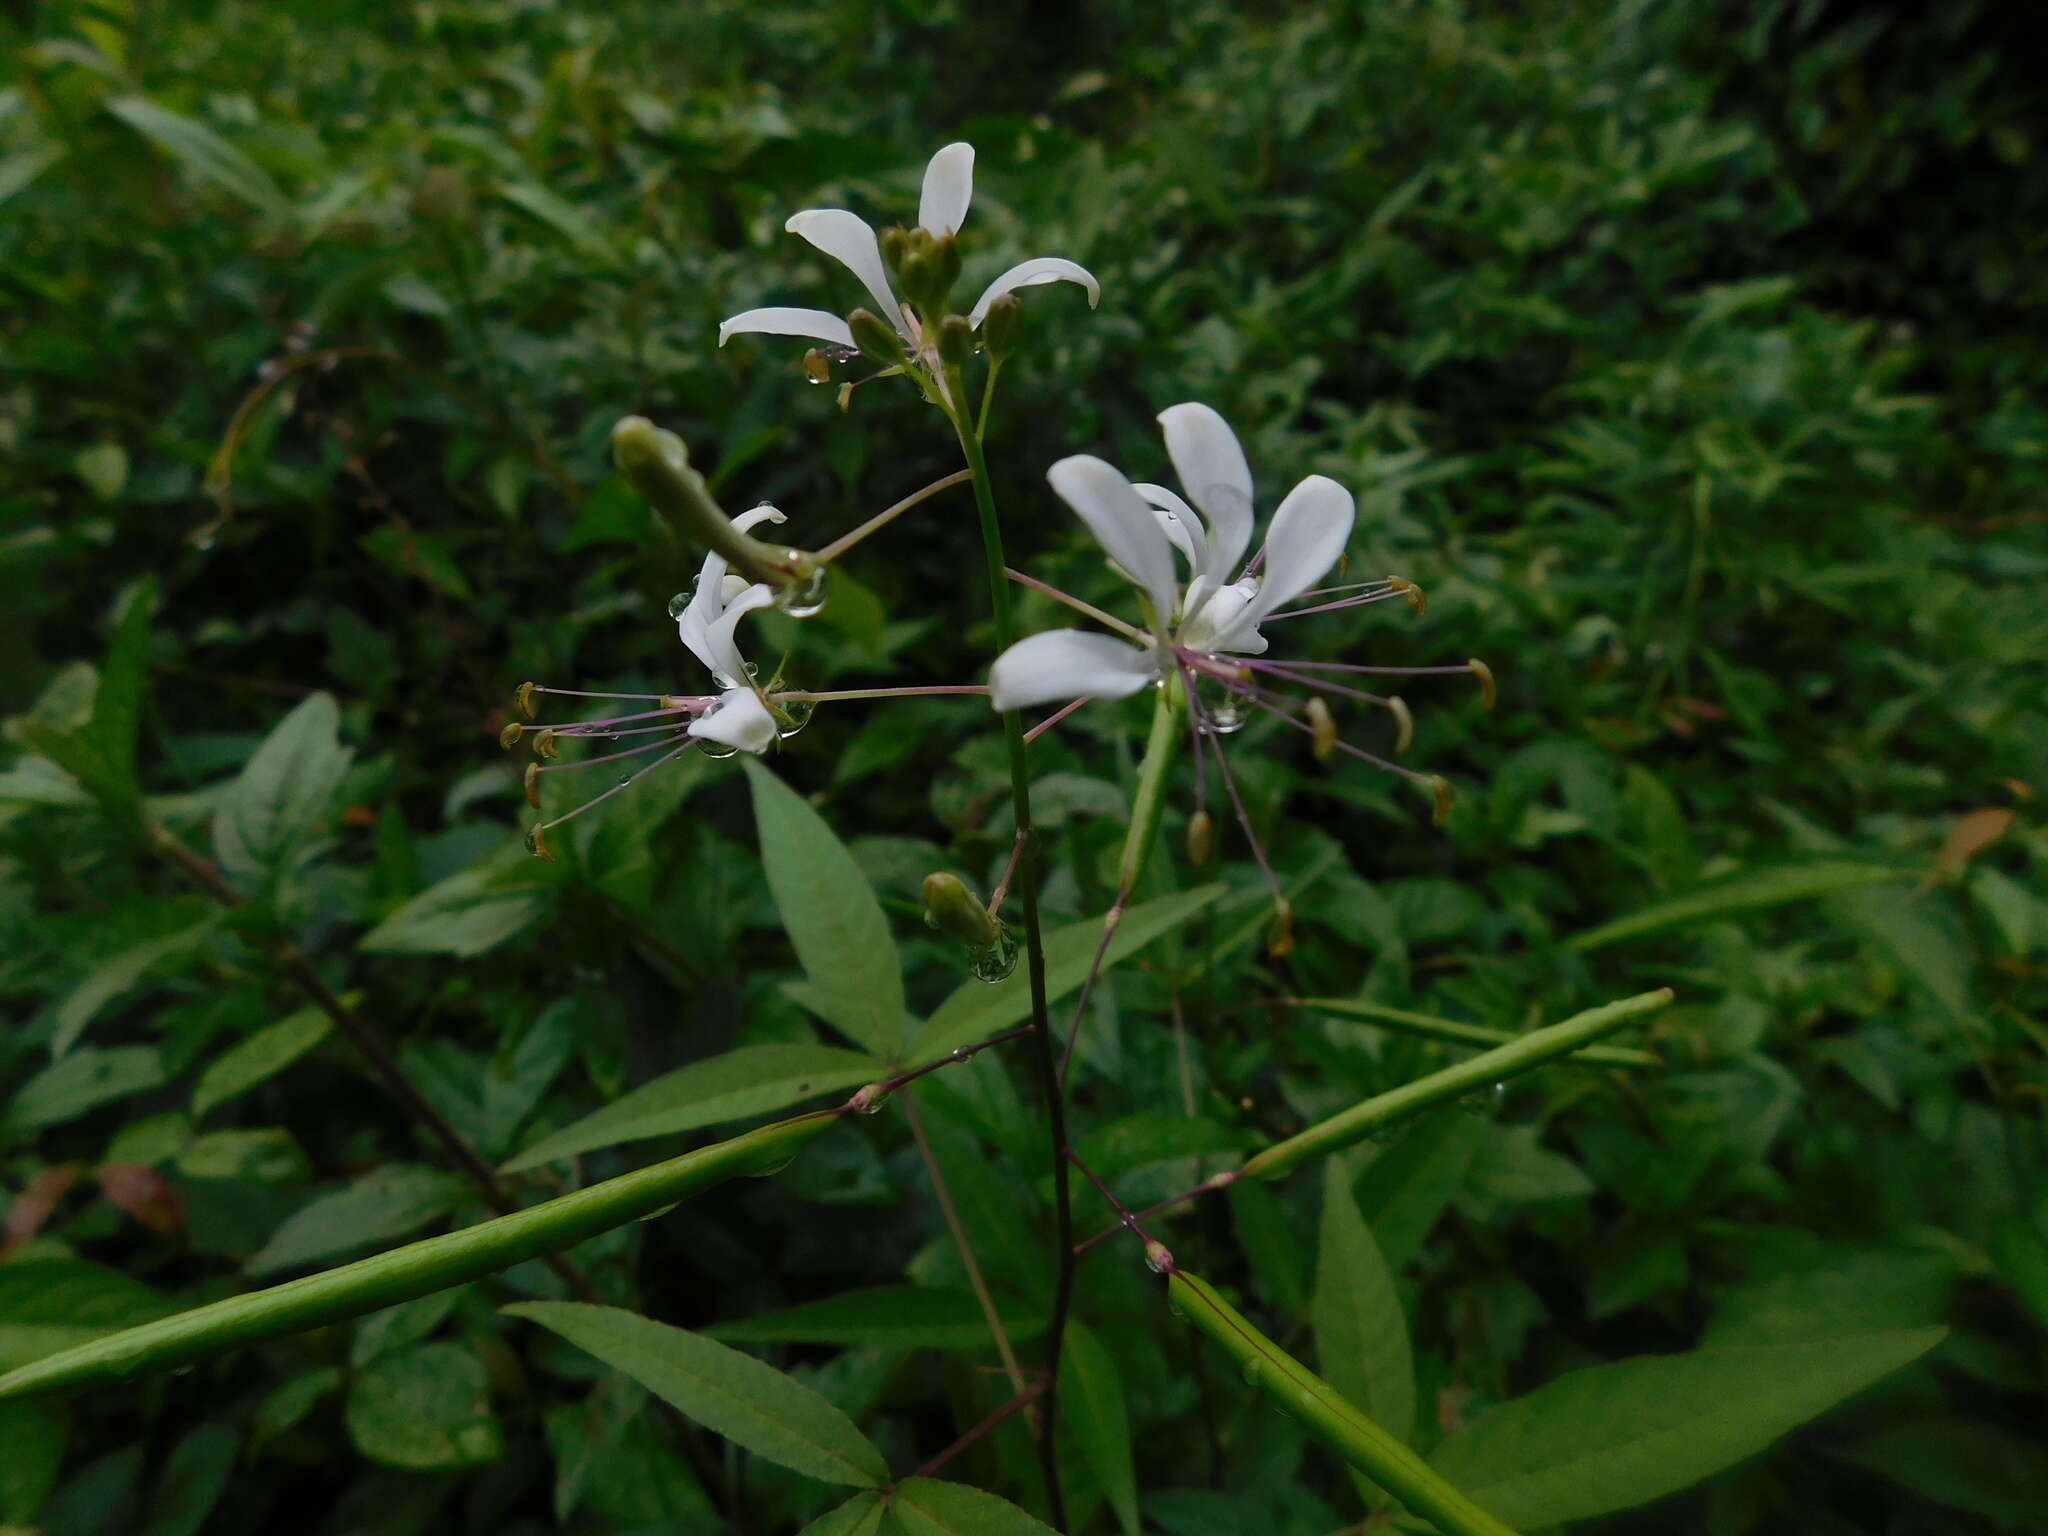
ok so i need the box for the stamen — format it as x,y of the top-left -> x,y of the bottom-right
1024,696 -> 1091,744
1259,589 -> 1405,622
1182,662 -> 1285,908
1387,695 -> 1414,755
1240,659 -> 1388,708
498,721 -> 525,749
529,740 -> 697,848
1004,568 -> 1149,642
1386,575 -> 1427,614
515,681 -> 537,718
1250,659 -> 1476,677
1255,694 -> 1439,791
533,734 -> 690,773
1469,657 -> 1497,710
526,685 -> 676,703
1306,697 -> 1339,762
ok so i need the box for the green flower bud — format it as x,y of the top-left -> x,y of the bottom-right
879,225 -> 911,273
980,292 -> 1024,359
936,314 -> 975,367
611,416 -> 808,590
925,233 -> 961,310
922,872 -> 999,950
847,308 -> 906,367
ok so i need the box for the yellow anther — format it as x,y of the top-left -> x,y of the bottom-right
1388,575 -> 1428,615
532,728 -> 561,760
1430,774 -> 1454,826
523,761 -> 541,811
515,681 -> 537,719
1266,896 -> 1295,959
1306,697 -> 1338,763
525,824 -> 556,862
837,382 -> 854,413
498,721 -> 525,749
1186,809 -> 1214,867
1468,657 -> 1497,711
1386,695 -> 1414,755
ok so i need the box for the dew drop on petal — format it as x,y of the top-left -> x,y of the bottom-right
773,556 -> 829,618
667,591 -> 691,619
698,738 -> 740,760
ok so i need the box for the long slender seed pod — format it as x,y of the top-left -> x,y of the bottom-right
1167,1269 -> 1521,1536
0,1112 -> 837,1402
1241,989 -> 1674,1180
1285,997 -> 1661,1067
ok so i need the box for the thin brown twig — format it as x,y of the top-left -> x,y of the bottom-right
906,1376 -> 1050,1485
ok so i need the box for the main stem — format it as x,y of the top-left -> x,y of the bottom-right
949,379 -> 1073,1532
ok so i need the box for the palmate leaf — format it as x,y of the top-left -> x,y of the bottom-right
508,1303 -> 887,1488
745,759 -> 907,1059
1428,1328 -> 1946,1527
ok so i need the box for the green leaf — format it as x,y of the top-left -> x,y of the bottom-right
1567,862 -> 1899,950
1063,1322 -> 1139,1536
139,1422 -> 238,1536
502,1042 -> 876,1171
1831,1417 -> 2048,1527
105,96 -> 287,214
51,915 -> 214,1057
1228,1180 -> 1311,1318
0,1260 -> 172,1329
73,442 -> 128,501
498,182 -> 615,260
360,840 -> 560,957
22,578 -> 156,816
1353,1111 -> 1486,1271
1316,1167 -> 1415,1446
911,885 -> 1227,1064
177,1127 -> 312,1183
2,1046 -> 165,1139
1830,884 -> 1977,1025
709,1287 -> 1044,1352
1428,1328 -> 1946,1527
246,1165 -> 466,1276
213,692 -> 353,890
508,1302 -> 886,1487
0,1399 -> 67,1522
745,758 -> 906,1059
797,1493 -> 887,1536
891,1478 -> 1059,1535
191,1003 -> 333,1121
345,1342 -> 503,1469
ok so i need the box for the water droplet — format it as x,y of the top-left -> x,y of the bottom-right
948,1047 -> 968,1063
774,696 -> 815,739
617,772 -> 633,786
1241,1359 -> 1264,1386
967,922 -> 1020,983
698,738 -> 740,760
1201,698 -> 1246,735
667,590 -> 691,619
773,556 -> 829,618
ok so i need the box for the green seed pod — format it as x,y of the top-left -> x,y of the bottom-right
921,872 -> 999,950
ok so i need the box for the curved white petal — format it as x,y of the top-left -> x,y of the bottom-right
1132,481 -> 1211,580
716,307 -> 855,349
988,629 -> 1158,712
732,503 -> 788,537
968,257 -> 1101,326
687,687 -> 778,754
1179,579 -> 1265,654
700,583 -> 775,690
919,142 -> 974,237
1158,403 -> 1255,579
1046,455 -> 1179,631
785,209 -> 901,326
1239,475 -> 1355,633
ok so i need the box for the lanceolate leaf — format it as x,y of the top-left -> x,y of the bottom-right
105,96 -> 288,214
508,1303 -> 887,1487
191,1003 -> 334,1121
796,1493 -> 886,1536
745,758 -> 906,1059
1428,1328 -> 1946,1527
1062,1322 -> 1140,1536
910,885 -> 1227,1065
1315,1167 -> 1415,1446
1566,862 -> 1899,951
891,1478 -> 1059,1535
502,1042 -> 878,1170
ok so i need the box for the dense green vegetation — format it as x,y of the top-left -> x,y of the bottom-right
3,1 -> 2043,1532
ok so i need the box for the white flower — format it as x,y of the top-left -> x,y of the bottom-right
989,404 -> 1355,711
677,504 -> 785,754
718,142 -> 1101,352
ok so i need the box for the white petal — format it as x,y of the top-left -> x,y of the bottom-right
1046,455 -> 1179,631
1179,579 -> 1264,654
967,257 -> 1101,326
701,583 -> 774,690
785,209 -> 901,325
1132,482 -> 1209,581
688,688 -> 778,754
677,547 -> 732,675
732,503 -> 787,537
1240,475 -> 1354,632
1158,403 -> 1255,579
988,629 -> 1158,712
918,142 -> 974,237
717,307 -> 855,349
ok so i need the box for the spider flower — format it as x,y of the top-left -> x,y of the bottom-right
989,404 -> 1490,827
717,141 -> 1099,368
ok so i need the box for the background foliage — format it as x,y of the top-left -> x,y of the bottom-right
3,0 -> 2045,1532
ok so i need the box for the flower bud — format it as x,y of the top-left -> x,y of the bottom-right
922,872 -> 999,950
1185,808 -> 1214,867
979,292 -> 1024,360
1306,697 -> 1338,763
925,232 -> 962,309
1266,896 -> 1295,959
879,225 -> 911,273
895,247 -> 934,309
935,314 -> 975,367
612,415 -> 812,590
847,308 -> 906,367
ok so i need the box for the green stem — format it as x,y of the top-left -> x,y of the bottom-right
0,1112 -> 837,1403
1283,997 -> 1661,1068
1117,675 -> 1187,890
1242,989 -> 1675,1181
947,366 -> 1072,1532
1167,1269 -> 1521,1536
